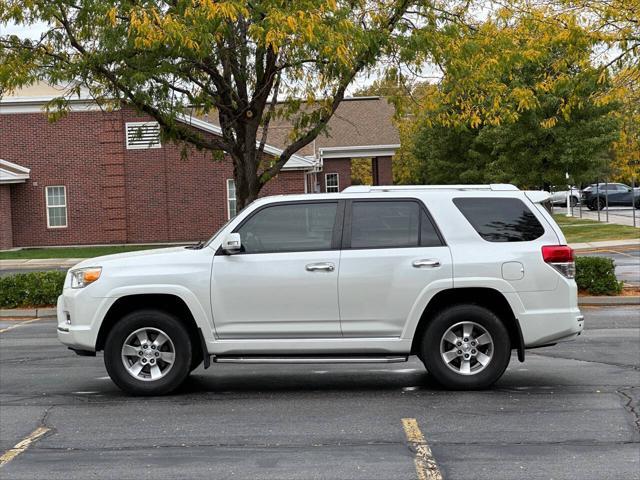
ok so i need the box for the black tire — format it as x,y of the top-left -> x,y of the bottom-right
589,197 -> 604,211
569,196 -> 578,208
104,309 -> 192,396
419,305 -> 511,390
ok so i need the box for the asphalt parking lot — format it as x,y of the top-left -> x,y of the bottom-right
1,307 -> 639,480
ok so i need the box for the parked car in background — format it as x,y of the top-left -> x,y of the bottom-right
550,187 -> 580,207
581,183 -> 640,210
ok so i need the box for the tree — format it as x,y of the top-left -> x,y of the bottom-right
610,80 -> 640,182
0,0 -> 473,209
404,8 -> 621,187
559,0 -> 639,183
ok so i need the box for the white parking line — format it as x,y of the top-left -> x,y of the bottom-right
0,427 -> 50,468
402,418 -> 443,480
0,318 -> 42,334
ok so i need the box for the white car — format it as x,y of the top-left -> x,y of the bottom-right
550,186 -> 580,207
57,184 -> 584,395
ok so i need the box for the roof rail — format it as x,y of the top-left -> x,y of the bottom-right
341,184 -> 519,193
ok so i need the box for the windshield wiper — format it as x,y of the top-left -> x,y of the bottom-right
185,241 -> 205,250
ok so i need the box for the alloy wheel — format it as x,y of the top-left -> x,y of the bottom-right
440,321 -> 494,375
121,327 -> 176,382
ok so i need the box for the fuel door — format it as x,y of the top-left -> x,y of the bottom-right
502,261 -> 524,281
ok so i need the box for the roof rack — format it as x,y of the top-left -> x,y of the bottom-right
341,184 -> 519,193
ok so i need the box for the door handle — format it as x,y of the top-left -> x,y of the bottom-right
305,262 -> 335,272
412,259 -> 441,268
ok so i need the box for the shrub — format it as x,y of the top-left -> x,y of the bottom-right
575,256 -> 623,296
0,271 -> 66,308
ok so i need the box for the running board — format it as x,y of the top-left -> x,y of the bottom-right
211,355 -> 409,364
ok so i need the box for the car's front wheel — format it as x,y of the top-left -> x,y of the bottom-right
420,305 -> 511,389
104,309 -> 192,396
588,197 -> 605,211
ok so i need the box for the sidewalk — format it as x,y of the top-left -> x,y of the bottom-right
569,238 -> 640,251
0,258 -> 84,270
555,206 -> 640,228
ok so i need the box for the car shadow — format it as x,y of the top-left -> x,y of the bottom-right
175,367 -> 443,395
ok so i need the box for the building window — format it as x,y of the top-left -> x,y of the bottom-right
46,186 -> 67,228
227,179 -> 237,219
325,173 -> 339,193
125,122 -> 161,149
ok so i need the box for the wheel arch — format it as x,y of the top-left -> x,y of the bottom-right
96,294 -> 209,367
410,287 -> 525,362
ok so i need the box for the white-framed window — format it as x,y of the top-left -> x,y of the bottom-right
45,186 -> 68,228
125,122 -> 161,149
325,173 -> 339,193
227,179 -> 237,219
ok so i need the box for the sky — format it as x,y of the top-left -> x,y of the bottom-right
0,22 -> 47,37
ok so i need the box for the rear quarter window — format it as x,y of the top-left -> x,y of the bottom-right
453,197 -> 545,242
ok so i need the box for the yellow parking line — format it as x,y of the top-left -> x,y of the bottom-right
0,427 -> 50,468
0,318 -> 42,334
402,418 -> 443,480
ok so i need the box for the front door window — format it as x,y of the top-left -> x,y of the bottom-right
237,202 -> 338,253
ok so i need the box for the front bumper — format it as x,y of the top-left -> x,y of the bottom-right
56,291 -> 106,352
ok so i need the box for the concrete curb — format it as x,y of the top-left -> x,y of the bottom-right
578,296 -> 640,306
0,308 -> 57,318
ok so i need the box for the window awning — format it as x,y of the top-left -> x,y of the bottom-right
0,159 -> 30,184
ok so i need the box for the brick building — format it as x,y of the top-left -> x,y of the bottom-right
0,85 -> 399,249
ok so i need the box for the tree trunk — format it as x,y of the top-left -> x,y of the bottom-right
233,149 -> 262,212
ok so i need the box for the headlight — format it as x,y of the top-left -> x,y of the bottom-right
70,267 -> 102,288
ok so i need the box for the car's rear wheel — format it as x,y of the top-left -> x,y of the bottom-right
420,305 -> 511,389
569,196 -> 578,208
104,309 -> 192,395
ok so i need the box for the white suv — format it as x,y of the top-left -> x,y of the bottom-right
57,184 -> 584,395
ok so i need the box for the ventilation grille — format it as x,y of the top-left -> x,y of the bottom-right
125,122 -> 161,149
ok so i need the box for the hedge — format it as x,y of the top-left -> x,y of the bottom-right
0,271 -> 66,308
575,256 -> 623,296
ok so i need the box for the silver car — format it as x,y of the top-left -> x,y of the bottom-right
550,186 -> 580,207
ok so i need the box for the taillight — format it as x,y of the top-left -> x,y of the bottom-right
542,245 -> 575,278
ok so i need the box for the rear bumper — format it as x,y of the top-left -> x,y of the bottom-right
511,281 -> 584,347
518,307 -> 584,347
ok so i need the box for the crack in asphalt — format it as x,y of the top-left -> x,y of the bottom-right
617,387 -> 640,434
2,383 -> 638,407
22,439 -> 640,454
528,351 -> 640,371
0,355 -> 78,365
40,405 -> 55,429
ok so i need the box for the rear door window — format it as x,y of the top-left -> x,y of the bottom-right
349,200 -> 443,249
453,198 -> 545,242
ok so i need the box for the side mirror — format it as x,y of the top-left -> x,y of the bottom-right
222,233 -> 242,254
